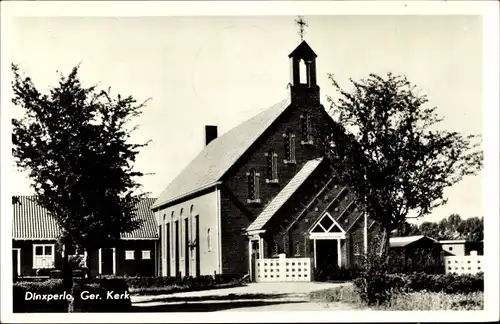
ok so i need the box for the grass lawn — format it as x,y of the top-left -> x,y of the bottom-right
309,284 -> 484,310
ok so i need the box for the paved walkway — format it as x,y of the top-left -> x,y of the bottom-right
130,282 -> 361,312
131,282 -> 346,304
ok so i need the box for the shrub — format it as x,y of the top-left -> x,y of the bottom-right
352,253 -> 402,305
314,265 -> 360,282
106,274 -> 241,290
378,291 -> 483,310
309,284 -> 362,305
387,248 -> 445,274
389,272 -> 484,294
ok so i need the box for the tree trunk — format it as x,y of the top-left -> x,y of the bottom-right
61,243 -> 74,313
86,250 -> 92,281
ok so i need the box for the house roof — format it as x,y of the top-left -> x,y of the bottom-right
152,97 -> 292,210
247,158 -> 323,232
438,240 -> 467,244
12,195 -> 158,240
389,235 -> 437,248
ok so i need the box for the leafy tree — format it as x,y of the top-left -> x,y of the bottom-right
419,221 -> 441,240
458,216 -> 483,241
314,73 -> 483,257
393,221 -> 421,237
11,64 -> 150,311
437,213 -> 463,240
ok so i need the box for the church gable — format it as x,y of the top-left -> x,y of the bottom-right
310,212 -> 346,235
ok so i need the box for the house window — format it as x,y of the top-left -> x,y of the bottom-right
247,169 -> 260,203
283,132 -> 296,164
142,250 -> 151,260
265,150 -> 279,183
207,228 -> 212,251
301,112 -> 313,144
125,250 -> 135,260
449,247 -> 453,251
33,244 -> 55,269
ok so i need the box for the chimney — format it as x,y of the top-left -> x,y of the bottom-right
205,125 -> 218,146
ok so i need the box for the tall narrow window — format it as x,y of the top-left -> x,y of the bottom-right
180,208 -> 184,258
246,169 -> 260,203
272,242 -> 279,257
299,59 -> 307,84
190,205 -> 195,259
265,150 -> 278,183
207,228 -> 212,251
301,112 -> 313,143
283,132 -> 296,164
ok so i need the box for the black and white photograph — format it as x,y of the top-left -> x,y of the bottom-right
1,1 -> 499,323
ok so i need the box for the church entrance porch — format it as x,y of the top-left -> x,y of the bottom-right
314,239 -> 340,270
309,211 -> 346,270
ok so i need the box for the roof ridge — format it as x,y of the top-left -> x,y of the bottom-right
13,195 -> 158,240
152,97 -> 292,209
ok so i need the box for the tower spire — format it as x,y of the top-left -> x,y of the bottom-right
295,16 -> 308,41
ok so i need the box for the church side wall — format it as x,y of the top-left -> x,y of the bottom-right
155,190 -> 220,278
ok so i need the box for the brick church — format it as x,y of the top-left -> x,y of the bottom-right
151,39 -> 378,279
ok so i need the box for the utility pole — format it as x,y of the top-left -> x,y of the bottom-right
364,211 -> 368,255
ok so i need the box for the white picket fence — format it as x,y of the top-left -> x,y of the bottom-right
255,254 -> 312,282
443,251 -> 483,275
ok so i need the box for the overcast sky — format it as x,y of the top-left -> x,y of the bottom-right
8,15 -> 484,223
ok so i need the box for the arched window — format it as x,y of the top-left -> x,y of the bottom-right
283,132 -> 296,163
171,211 -> 175,261
179,208 -> 184,257
246,168 -> 260,203
207,228 -> 212,251
189,205 -> 195,258
299,59 -> 307,84
265,150 -> 278,182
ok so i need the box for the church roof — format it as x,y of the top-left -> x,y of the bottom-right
247,157 -> 324,232
151,97 -> 292,210
288,40 -> 317,58
13,195 -> 158,240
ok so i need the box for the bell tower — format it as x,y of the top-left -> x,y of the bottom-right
288,17 -> 320,104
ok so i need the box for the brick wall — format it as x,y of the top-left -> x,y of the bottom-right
219,190 -> 252,276
219,101 -> 327,274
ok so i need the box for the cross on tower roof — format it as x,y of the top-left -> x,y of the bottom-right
295,16 -> 308,41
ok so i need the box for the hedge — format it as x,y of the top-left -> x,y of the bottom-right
13,278 -> 132,313
352,271 -> 484,305
105,274 -> 244,289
